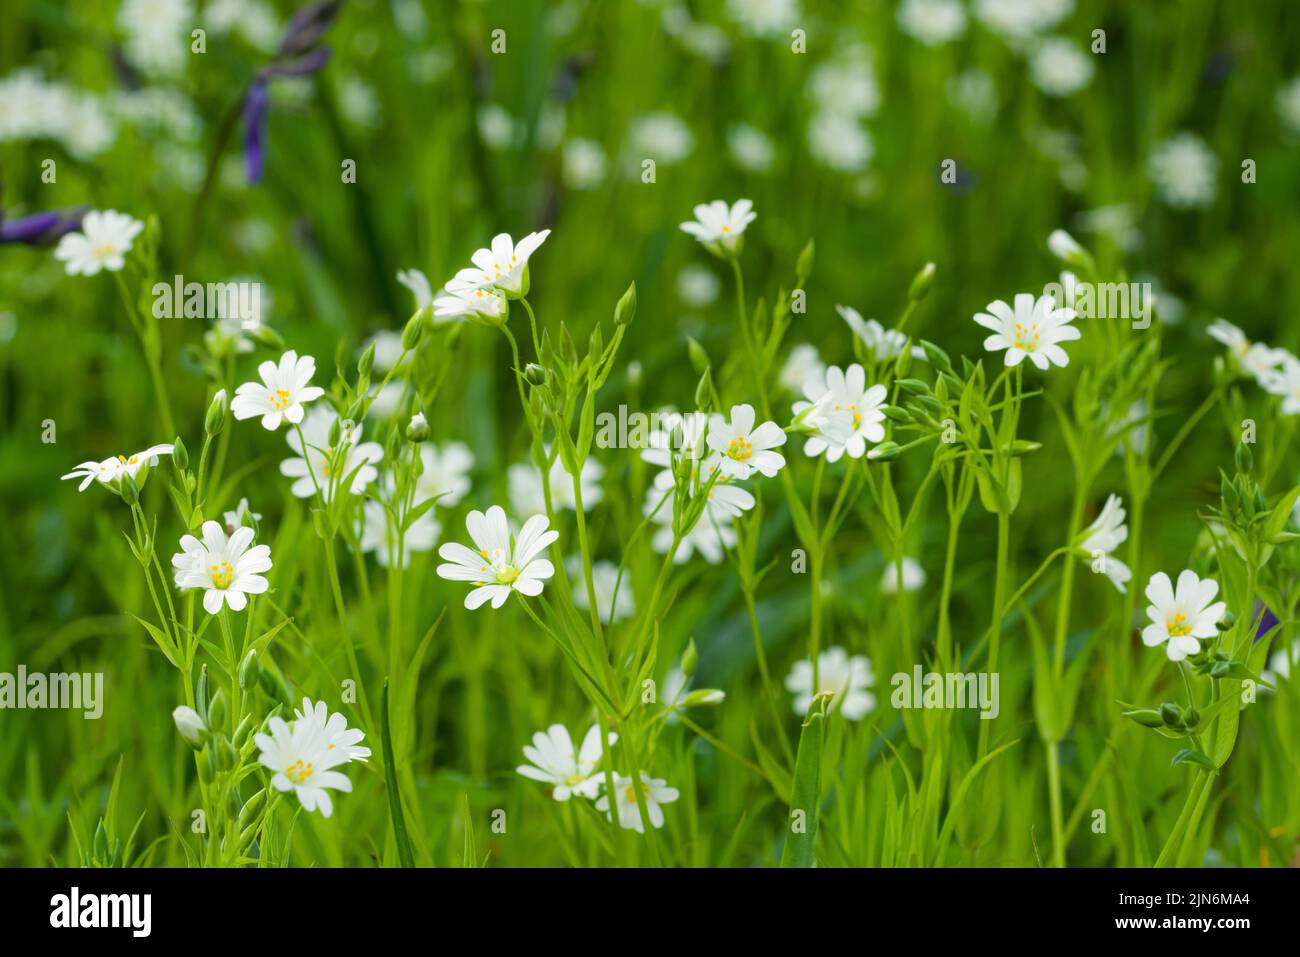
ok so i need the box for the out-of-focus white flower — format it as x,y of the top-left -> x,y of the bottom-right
807,112 -> 873,172
436,506 -> 558,610
53,210 -> 143,276
880,557 -> 927,594
563,138 -> 607,189
948,69 -> 998,124
975,0 -> 1072,42
1077,494 -> 1131,593
595,772 -> 680,831
508,455 -> 603,515
231,350 -> 325,430
726,0 -> 800,37
516,723 -> 616,801
1141,570 -> 1225,661
280,406 -> 383,501
1262,354 -> 1300,416
118,0 -> 194,76
780,344 -> 825,394
1148,133 -> 1218,209
172,705 -> 205,745
837,305 -> 908,361
222,497 -> 261,534
397,268 -> 434,311
974,293 -> 1080,369
567,558 -> 635,624
629,112 -> 694,165
413,442 -> 474,508
646,486 -> 737,564
172,521 -> 272,615
364,330 -> 407,375
676,265 -> 721,307
785,646 -> 876,720
897,0 -> 967,46
339,75 -> 381,129
359,498 -> 439,568
808,52 -> 880,119
477,103 -> 517,149
203,0 -> 280,51
727,123 -> 775,172
1030,37 -> 1094,96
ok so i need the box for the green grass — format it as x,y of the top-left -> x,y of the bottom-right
1,0 -> 1299,868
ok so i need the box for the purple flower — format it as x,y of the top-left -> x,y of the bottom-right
240,2 -> 339,184
0,207 -> 87,246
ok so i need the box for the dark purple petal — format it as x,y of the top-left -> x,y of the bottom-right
1255,603 -> 1279,642
0,207 -> 87,246
278,0 -> 341,58
242,78 -> 270,184
264,45 -> 332,79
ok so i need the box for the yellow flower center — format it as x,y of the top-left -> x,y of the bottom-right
209,561 -> 234,589
1013,321 -> 1040,352
1167,612 -> 1192,638
726,436 -> 753,462
834,402 -> 862,429
93,243 -> 116,259
286,759 -> 314,784
270,388 -> 292,410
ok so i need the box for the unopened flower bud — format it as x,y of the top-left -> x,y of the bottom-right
172,705 -> 206,747
205,389 -> 228,437
406,411 -> 430,443
172,436 -> 188,470
681,638 -> 698,680
615,281 -> 637,326
908,262 -> 936,302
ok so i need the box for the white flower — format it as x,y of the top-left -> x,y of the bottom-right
726,0 -> 799,36
508,455 -> 603,515
280,406 -> 383,501
680,199 -> 757,254
1265,640 -> 1298,685
676,265 -> 721,308
563,138 -> 607,189
646,487 -> 737,564
594,772 -> 680,832
255,715 -> 352,818
1206,318 -> 1289,385
231,350 -> 325,430
396,268 -> 434,311
61,442 -> 173,492
204,316 -> 256,358
897,0 -> 967,46
1030,37 -> 1094,97
707,404 -> 786,479
628,112 -> 694,165
360,498 -> 439,568
454,230 -> 552,299
880,557 -> 926,594
516,723 -> 615,801
948,69 -> 998,123
53,210 -> 143,276
568,558 -> 635,624
793,364 -> 888,462
293,697 -> 371,763
808,53 -> 880,119
118,0 -> 194,76
1141,570 -> 1226,661
432,281 -> 508,323
222,497 -> 261,534
785,646 -> 876,720
477,103 -> 517,149
974,293 -> 1080,369
1078,494 -> 1131,593
836,305 -> 909,362
413,441 -> 474,508
1047,228 -> 1085,264
975,0 -> 1072,41
727,123 -> 775,172
807,111 -> 873,172
436,505 -> 558,610
1148,133 -> 1217,209
364,330 -> 407,375
172,705 -> 205,745
172,521 -> 272,614
780,344 -> 825,394
1207,318 -> 1248,358
1262,354 -> 1300,415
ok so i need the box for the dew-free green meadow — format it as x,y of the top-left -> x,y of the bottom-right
1,0 -> 1298,870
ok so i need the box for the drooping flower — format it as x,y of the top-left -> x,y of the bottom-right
1141,570 -> 1226,661
974,292 -> 1080,369
396,268 -> 433,311
516,723 -> 616,801
436,506 -> 558,609
785,646 -> 876,720
1077,494 -> 1131,593
837,305 -> 909,361
61,443 -> 174,493
293,697 -> 371,763
279,405 -> 382,501
707,403 -> 787,479
793,364 -> 888,462
679,199 -> 756,255
594,772 -> 680,832
254,714 -> 352,818
231,350 -> 326,430
173,521 -> 273,614
52,209 -> 143,276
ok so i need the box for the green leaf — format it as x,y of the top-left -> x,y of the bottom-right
1171,749 -> 1216,771
780,696 -> 826,867
381,679 -> 416,867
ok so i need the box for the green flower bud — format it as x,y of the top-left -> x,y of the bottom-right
1159,702 -> 1183,727
867,441 -> 901,461
920,339 -> 952,372
1125,709 -> 1165,728
205,389 -> 228,437
172,436 -> 188,470
207,687 -> 228,731
405,411 -> 430,443
239,649 -> 259,690
358,341 -> 376,378
908,262 -> 937,302
402,306 -> 426,351
694,367 -> 713,412
683,688 -> 726,707
796,238 -> 815,281
615,281 -> 637,326
524,363 -> 548,386
1235,443 -> 1253,475
686,337 -> 710,375
681,638 -> 698,680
